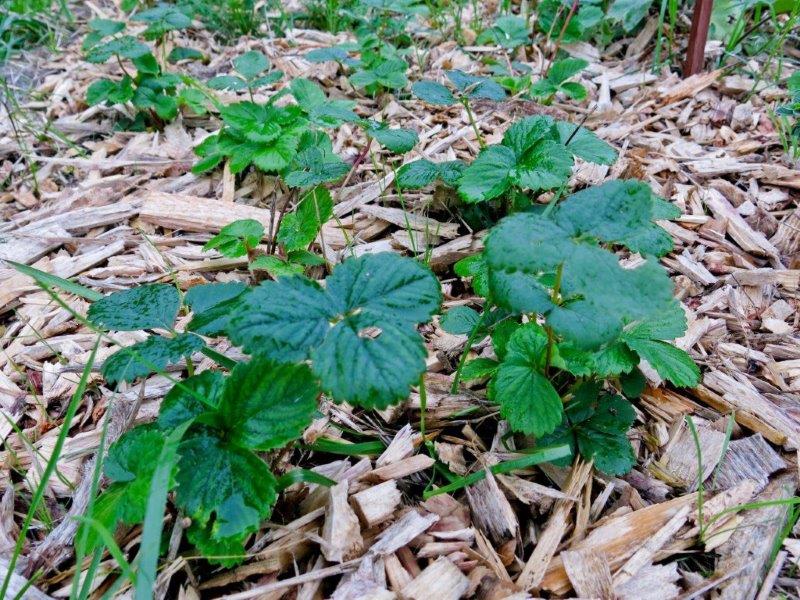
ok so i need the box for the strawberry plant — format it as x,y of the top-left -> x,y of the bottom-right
83,252 -> 441,562
531,58 -> 588,103
476,15 -> 531,50
456,115 -> 616,203
445,179 -> 699,474
83,16 -> 208,129
207,50 -> 283,96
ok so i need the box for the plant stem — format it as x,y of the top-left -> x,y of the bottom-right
461,98 -> 485,149
451,310 -> 489,393
544,262 -> 564,374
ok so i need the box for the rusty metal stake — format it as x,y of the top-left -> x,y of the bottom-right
683,0 -> 715,77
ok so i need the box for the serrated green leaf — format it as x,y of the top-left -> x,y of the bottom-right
574,394 -> 636,475
249,255 -> 304,277
102,333 -> 204,384
312,313 -> 427,409
446,70 -> 506,100
88,284 -> 180,331
204,219 -> 264,258
284,147 -> 349,188
228,276 -> 336,360
233,51 -> 269,79
132,5 -> 191,39
326,252 -> 441,325
461,358 -> 500,380
624,338 -> 699,387
207,75 -> 247,91
158,370 -> 225,429
514,139 -> 574,191
560,81 -> 588,101
306,46 -> 350,63
411,80 -> 456,105
104,424 -> 171,524
555,121 -> 617,165
85,36 -> 150,63
277,186 -> 333,252
185,282 -> 249,336
458,145 -> 516,202
175,427 -> 277,549
168,46 -> 204,63
364,123 -> 418,153
440,306 -> 480,335
547,58 -> 588,84
396,159 -> 440,188
218,357 -> 318,450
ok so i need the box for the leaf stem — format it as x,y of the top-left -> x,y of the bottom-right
461,97 -> 485,149
544,262 -> 564,374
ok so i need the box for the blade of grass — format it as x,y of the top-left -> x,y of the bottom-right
302,438 -> 385,456
71,517 -> 136,588
423,444 -> 571,499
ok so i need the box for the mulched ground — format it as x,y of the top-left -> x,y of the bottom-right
1,2 -> 799,598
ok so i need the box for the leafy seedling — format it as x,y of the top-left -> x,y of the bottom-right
537,0 -> 603,44
203,218 -> 264,259
131,4 -> 192,41
396,159 -> 466,190
208,50 -> 283,97
476,15 -> 531,50
531,58 -> 588,103
457,115 -> 616,202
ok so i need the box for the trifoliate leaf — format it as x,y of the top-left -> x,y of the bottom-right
490,323 -> 563,436
411,80 -> 456,105
175,427 -> 277,546
158,370 -> 225,429
233,50 -> 269,79
218,357 -> 318,450
88,284 -> 180,331
104,424 -> 171,524
457,145 -> 516,202
440,306 -> 480,335
312,313 -> 427,409
102,333 -> 204,384
623,338 -> 700,387
277,186 -> 334,252
185,282 -> 249,336
204,219 -> 264,258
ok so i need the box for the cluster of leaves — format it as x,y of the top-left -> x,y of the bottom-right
87,251 -> 441,561
444,179 -> 699,474
536,0 -> 654,46
397,114 -> 615,206
83,11 -> 208,129
476,15 -> 531,50
193,76 -> 418,180
530,58 -> 588,103
297,0 -> 424,45
202,186 -> 332,277
412,69 -> 507,106
307,34 -> 409,94
207,50 -> 282,96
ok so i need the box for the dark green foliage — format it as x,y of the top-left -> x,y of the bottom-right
88,284 -> 180,332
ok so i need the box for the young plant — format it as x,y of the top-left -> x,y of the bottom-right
207,50 -> 283,97
445,179 -> 699,474
83,17 -> 207,129
203,186 -> 332,277
86,251 -> 441,562
455,115 -> 616,203
531,58 -> 588,104
476,14 -> 531,51
776,72 -> 800,158
307,33 -> 409,95
412,69 -> 507,147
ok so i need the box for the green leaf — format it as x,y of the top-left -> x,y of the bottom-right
80,484 -> 126,553
477,15 -> 530,49
514,139 -> 574,191
104,424 -> 171,524
607,0 -> 654,32
277,186 -> 334,252
185,282 -> 249,336
233,51 -> 269,79
284,147 -> 349,188
5,260 -> 103,301
547,58 -> 587,84
411,80 -> 456,105
623,338 -> 700,387
228,276 -> 336,361
175,428 -> 277,550
553,180 -> 676,256
207,75 -> 247,91
306,46 -> 351,63
490,324 -> 563,436
460,358 -> 500,380
560,81 -> 587,101
102,333 -> 204,384
249,255 -> 305,277
458,145 -> 516,202
312,313 -> 427,409
440,306 -> 480,335
217,357 -> 318,449
574,394 -> 636,475
153,93 -> 178,120
396,159 -> 465,189
132,5 -> 192,39
158,370 -> 225,429
203,219 -> 265,258
446,70 -> 506,101
88,284 -> 180,331
85,36 -> 150,63
325,252 -> 441,326
555,121 -> 616,165
364,122 -> 418,153
168,46 -> 204,63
